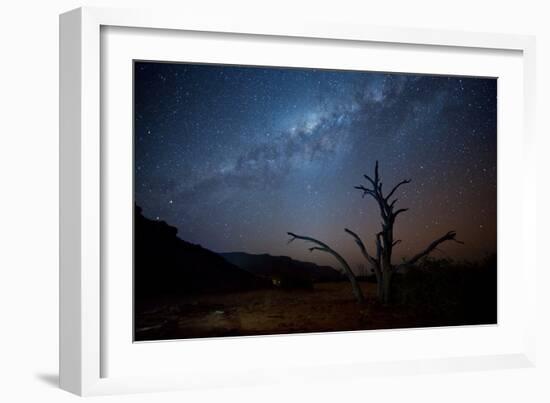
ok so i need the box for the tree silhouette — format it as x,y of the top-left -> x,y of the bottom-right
289,161 -> 463,305
287,232 -> 365,304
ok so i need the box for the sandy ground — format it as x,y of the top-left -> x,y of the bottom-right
135,282 -> 428,341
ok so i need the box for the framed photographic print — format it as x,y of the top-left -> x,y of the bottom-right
60,6 -> 537,396
133,61 -> 497,341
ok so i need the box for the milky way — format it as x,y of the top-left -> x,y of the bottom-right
134,61 -> 496,269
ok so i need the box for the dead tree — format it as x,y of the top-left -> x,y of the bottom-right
287,161 -> 462,306
350,161 -> 463,304
287,232 -> 365,304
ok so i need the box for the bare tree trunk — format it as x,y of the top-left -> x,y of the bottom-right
380,269 -> 392,305
287,161 -> 463,309
352,161 -> 463,304
376,280 -> 384,302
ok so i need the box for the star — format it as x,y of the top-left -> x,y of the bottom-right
134,61 -> 497,264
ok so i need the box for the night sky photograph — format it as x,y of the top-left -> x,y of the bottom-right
133,61 -> 497,341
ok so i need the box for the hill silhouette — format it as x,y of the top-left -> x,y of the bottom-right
221,252 -> 344,289
135,205 -> 270,298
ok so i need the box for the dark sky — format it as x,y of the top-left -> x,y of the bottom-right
134,61 -> 496,270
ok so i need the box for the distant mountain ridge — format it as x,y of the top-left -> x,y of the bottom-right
220,252 -> 344,287
135,206 -> 270,298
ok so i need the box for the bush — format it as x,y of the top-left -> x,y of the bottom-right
392,254 -> 497,326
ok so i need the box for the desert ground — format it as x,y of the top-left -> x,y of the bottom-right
135,280 -> 484,341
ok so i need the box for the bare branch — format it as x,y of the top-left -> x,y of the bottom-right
287,232 -> 365,304
385,179 -> 411,201
356,162 -> 401,223
354,185 -> 375,198
399,230 -> 463,268
287,232 -> 331,250
345,228 -> 382,289
345,228 -> 378,266
393,208 -> 409,219
392,240 -> 402,247
363,175 -> 377,188
361,161 -> 382,194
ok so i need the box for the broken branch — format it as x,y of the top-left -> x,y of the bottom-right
385,179 -> 411,201
399,230 -> 464,269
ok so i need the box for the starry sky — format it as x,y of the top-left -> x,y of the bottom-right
134,61 -> 497,270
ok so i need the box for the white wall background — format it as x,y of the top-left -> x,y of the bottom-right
0,1 -> 548,402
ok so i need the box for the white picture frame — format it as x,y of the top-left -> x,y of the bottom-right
59,6 -> 537,396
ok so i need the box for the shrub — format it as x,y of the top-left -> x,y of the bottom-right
392,254 -> 497,326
